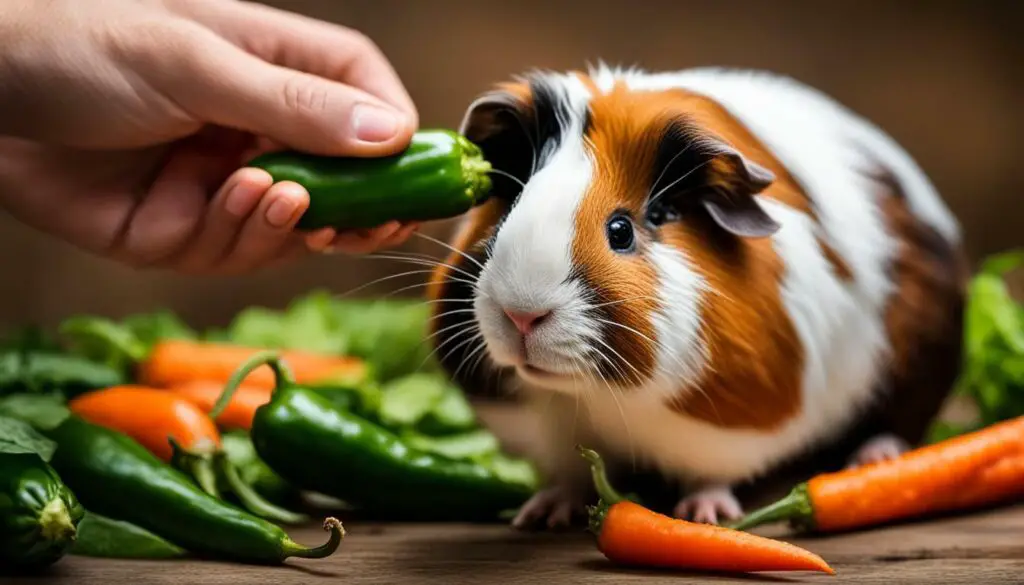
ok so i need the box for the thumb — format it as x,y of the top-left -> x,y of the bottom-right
165,31 -> 416,157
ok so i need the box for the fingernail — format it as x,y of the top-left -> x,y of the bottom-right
266,195 -> 299,227
352,103 -> 400,143
225,184 -> 260,217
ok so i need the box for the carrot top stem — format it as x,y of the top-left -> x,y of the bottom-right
210,350 -> 295,420
577,445 -> 628,536
727,484 -> 814,532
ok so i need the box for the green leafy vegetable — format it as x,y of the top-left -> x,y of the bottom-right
928,249 -> 1024,442
0,394 -> 71,431
403,429 -> 500,460
378,373 -> 449,428
71,511 -> 187,559
0,414 -> 58,461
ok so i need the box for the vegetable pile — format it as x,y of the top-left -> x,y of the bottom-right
1,243 -> 1023,577
0,290 -> 539,570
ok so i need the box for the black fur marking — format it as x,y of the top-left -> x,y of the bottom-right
644,118 -> 713,230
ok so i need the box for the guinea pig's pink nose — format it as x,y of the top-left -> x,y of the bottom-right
504,309 -> 550,335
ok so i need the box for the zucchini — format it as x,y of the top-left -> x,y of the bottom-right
247,129 -> 493,230
0,452 -> 83,569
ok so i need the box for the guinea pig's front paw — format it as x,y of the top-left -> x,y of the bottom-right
674,485 -> 743,525
511,486 -> 587,531
847,433 -> 910,468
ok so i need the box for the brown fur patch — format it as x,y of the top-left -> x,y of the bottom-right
818,236 -> 855,280
572,84 -> 665,385
874,170 -> 969,447
659,219 -> 806,431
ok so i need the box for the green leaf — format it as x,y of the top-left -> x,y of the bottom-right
71,511 -> 186,559
59,315 -> 148,369
404,429 -> 500,460
378,373 -> 449,428
979,249 -> 1024,277
120,310 -> 197,346
0,414 -> 58,460
480,452 -> 540,490
0,394 -> 70,431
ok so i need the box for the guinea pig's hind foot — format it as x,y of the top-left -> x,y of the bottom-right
847,433 -> 910,468
511,486 -> 587,531
673,485 -> 743,525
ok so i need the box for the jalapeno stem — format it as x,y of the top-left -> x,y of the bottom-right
281,517 -> 346,559
168,436 -> 220,498
215,451 -> 308,525
210,351 -> 296,420
577,445 -> 625,505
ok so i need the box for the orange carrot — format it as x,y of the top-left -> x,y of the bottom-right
138,339 -> 367,390
170,379 -> 272,431
70,385 -> 221,462
68,385 -> 307,524
730,415 -> 1024,534
577,446 -> 834,575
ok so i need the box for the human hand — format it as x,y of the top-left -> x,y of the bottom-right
0,0 -> 421,274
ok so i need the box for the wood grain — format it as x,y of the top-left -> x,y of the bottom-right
7,504 -> 1024,585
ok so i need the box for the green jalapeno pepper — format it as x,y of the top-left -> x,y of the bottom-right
246,129 -> 493,230
44,415 -> 344,565
212,351 -> 537,521
0,452 -> 83,570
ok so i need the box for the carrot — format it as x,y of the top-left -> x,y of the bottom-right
576,446 -> 834,575
70,385 -> 221,462
170,379 -> 272,431
69,385 -> 306,525
729,415 -> 1024,534
138,339 -> 368,390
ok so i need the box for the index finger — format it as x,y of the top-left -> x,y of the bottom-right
179,0 -> 418,126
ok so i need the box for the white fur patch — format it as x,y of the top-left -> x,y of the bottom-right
473,73 -> 602,388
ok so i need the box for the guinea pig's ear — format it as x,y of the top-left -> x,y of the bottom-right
700,140 -> 781,239
458,85 -> 535,195
459,87 -> 530,144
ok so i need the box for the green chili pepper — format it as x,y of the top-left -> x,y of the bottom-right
44,415 -> 344,564
246,129 -> 493,230
212,351 -> 537,521
70,511 -> 186,559
0,451 -> 83,569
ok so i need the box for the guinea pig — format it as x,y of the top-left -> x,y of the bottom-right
425,64 -> 968,529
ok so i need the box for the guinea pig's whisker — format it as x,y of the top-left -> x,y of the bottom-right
333,269 -> 441,299
590,354 -> 636,468
590,336 -> 643,384
466,340 -> 492,380
436,330 -> 486,374
367,250 -> 480,280
452,338 -> 490,382
647,143 -> 696,200
420,297 -> 476,305
422,313 -> 480,342
416,324 -> 482,373
585,295 -> 660,310
648,159 -> 713,206
593,318 -> 660,350
413,232 -> 487,272
486,168 -> 526,190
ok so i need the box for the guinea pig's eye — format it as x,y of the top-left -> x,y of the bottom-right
605,215 -> 635,253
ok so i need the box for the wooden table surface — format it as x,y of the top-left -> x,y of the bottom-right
9,502 -> 1024,585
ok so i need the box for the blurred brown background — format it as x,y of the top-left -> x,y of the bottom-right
0,0 -> 1021,330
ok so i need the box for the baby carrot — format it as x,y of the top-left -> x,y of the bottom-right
577,446 -> 834,575
730,415 -> 1024,534
138,339 -> 368,390
170,379 -> 272,431
69,385 -> 306,525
